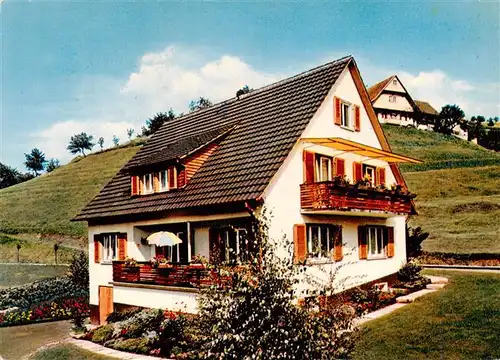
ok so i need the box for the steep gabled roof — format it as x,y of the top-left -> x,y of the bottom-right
367,75 -> 394,101
74,56 -> 353,221
415,100 -> 439,116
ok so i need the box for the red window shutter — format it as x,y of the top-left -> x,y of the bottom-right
177,168 -> 186,188
334,226 -> 343,261
334,97 -> 341,125
153,173 -> 159,192
353,162 -> 362,181
293,224 -> 307,263
354,105 -> 361,132
118,233 -> 127,260
303,151 -> 315,183
168,167 -> 176,189
387,227 -> 395,258
377,167 -> 386,186
358,226 -> 367,260
93,235 -> 101,263
335,158 -> 345,177
131,176 -> 139,196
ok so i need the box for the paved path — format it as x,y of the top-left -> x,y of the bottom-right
0,320 -> 72,360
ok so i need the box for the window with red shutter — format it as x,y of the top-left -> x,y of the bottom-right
131,176 -> 140,196
358,226 -> 367,260
377,167 -> 386,186
334,158 -> 345,177
303,151 -> 315,183
354,105 -> 361,132
334,97 -> 341,125
353,162 -> 362,181
293,224 -> 307,263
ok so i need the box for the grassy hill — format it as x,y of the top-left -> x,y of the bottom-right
383,125 -> 500,253
0,146 -> 139,241
0,126 -> 498,258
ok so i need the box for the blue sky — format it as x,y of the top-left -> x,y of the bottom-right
2,1 -> 499,170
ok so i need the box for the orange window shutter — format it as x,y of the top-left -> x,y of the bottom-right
353,162 -> 362,181
93,235 -> 101,263
131,176 -> 139,196
303,151 -> 315,183
358,226 -> 367,260
334,226 -> 343,261
118,233 -> 127,260
354,105 -> 361,132
293,224 -> 307,263
387,227 -> 395,258
178,168 -> 186,188
334,97 -> 341,125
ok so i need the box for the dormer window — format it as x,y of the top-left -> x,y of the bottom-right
392,79 -> 397,86
142,173 -> 153,194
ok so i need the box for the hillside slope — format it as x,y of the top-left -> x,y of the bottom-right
0,146 -> 139,237
0,126 -> 498,255
382,125 -> 500,253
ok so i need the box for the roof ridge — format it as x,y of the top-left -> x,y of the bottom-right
164,55 -> 353,125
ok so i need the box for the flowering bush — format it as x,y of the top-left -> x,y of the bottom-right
0,296 -> 89,327
124,257 -> 139,267
151,255 -> 171,268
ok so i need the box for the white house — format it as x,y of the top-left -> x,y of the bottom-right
74,56 -> 420,325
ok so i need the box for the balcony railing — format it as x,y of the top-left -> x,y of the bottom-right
112,261 -> 231,289
300,182 -> 415,215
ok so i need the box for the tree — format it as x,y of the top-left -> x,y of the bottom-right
461,115 -> 485,141
45,158 -> 60,173
487,117 -> 496,127
24,148 -> 46,176
434,104 -> 465,135
195,214 -> 357,359
406,226 -> 429,259
126,128 -> 135,140
189,97 -> 213,113
67,132 -> 95,157
141,110 -> 176,136
98,137 -> 104,150
0,163 -> 20,189
112,135 -> 119,147
236,85 -> 253,99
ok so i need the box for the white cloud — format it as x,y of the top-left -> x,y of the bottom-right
31,45 -> 282,164
32,46 -> 499,165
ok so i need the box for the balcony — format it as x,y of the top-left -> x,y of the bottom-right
112,261 -> 231,289
300,182 -> 415,215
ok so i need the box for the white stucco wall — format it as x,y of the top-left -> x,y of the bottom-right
113,286 -> 198,313
373,93 -> 414,112
262,66 -> 408,293
385,78 -> 406,93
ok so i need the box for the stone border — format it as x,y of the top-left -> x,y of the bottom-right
67,338 -> 169,360
355,275 -> 448,325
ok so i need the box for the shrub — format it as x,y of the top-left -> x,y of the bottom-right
109,338 -> 151,354
106,308 -> 142,323
92,324 -> 115,343
0,277 -> 88,310
119,309 -> 163,339
406,226 -> 429,259
68,251 -> 89,290
398,259 -> 423,282
157,311 -> 190,356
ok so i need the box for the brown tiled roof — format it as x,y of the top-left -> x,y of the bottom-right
123,124 -> 236,171
415,100 -> 439,116
367,75 -> 394,101
74,56 -> 352,221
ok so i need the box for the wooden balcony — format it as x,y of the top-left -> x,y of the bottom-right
112,262 -> 231,289
300,182 -> 415,215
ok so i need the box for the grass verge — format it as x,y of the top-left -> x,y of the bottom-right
0,264 -> 68,288
353,270 -> 500,360
31,343 -> 116,360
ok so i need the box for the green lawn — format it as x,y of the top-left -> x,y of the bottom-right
0,264 -> 68,288
31,344 -> 115,360
353,271 -> 500,360
405,166 -> 500,253
0,146 -> 139,237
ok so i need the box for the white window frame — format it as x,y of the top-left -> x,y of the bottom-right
392,79 -> 397,86
362,164 -> 376,186
222,228 -> 248,264
142,173 -> 153,194
307,224 -> 335,259
315,155 -> 332,182
102,234 -> 118,262
366,226 -> 387,259
158,170 -> 169,192
340,101 -> 352,129
389,95 -> 397,103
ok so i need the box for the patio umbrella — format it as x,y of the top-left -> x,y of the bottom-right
146,231 -> 183,247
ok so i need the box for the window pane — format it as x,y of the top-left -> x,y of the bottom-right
320,226 -> 329,257
377,228 -> 384,255
369,228 -> 376,255
160,171 -> 167,189
321,158 -> 330,181
111,235 -> 116,259
310,226 -> 319,255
